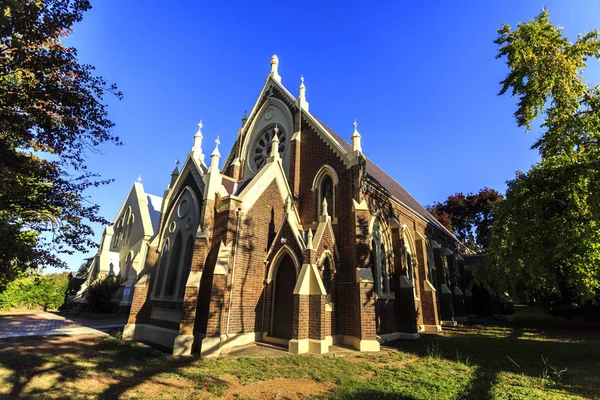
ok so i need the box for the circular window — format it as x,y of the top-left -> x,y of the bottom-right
250,125 -> 286,172
177,198 -> 189,218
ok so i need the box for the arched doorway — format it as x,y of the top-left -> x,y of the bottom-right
271,254 -> 297,340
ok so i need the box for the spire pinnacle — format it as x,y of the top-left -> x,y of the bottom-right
297,75 -> 309,111
170,159 -> 179,186
351,119 -> 362,153
209,136 -> 221,171
211,135 -> 221,157
321,197 -> 328,217
192,120 -> 205,163
171,159 -> 180,175
268,125 -> 281,162
137,175 -> 142,184
307,228 -> 314,249
270,55 -> 281,83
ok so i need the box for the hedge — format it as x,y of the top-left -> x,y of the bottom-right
0,272 -> 70,311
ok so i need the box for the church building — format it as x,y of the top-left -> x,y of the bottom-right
123,56 -> 470,356
74,180 -> 162,312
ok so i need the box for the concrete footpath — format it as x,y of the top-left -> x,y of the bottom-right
0,312 -> 126,339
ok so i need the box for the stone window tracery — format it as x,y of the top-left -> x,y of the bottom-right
425,239 -> 437,287
250,125 -> 287,172
371,216 -> 393,296
402,231 -> 417,283
152,186 -> 200,299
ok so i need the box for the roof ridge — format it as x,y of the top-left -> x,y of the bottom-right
312,116 -> 458,240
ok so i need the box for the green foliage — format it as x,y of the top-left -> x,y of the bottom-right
427,188 -> 504,252
0,1 -> 121,286
482,9 -> 600,317
0,271 -> 69,310
86,275 -> 121,312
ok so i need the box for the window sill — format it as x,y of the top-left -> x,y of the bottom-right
149,296 -> 184,303
375,292 -> 396,300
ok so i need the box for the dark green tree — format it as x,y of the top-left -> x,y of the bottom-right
427,188 -> 504,252
479,9 -> 600,316
0,1 -> 121,288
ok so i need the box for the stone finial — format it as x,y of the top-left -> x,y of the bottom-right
241,110 -> 248,127
321,197 -> 328,217
270,54 -> 281,83
192,120 -> 205,163
268,125 -> 281,162
137,175 -> 142,183
307,228 -> 313,249
351,119 -> 362,153
170,159 -> 179,186
210,136 -> 221,169
297,75 -> 309,111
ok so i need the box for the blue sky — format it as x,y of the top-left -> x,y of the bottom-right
57,1 -> 600,272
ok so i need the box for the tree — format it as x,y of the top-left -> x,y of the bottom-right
0,271 -> 70,310
427,188 -> 504,252
0,1 -> 121,288
479,9 -> 600,316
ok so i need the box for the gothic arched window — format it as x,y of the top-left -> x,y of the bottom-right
322,255 -> 333,292
425,239 -> 437,287
125,211 -> 134,244
164,231 -> 182,296
402,229 -> 417,284
152,186 -> 201,299
313,165 -> 338,220
152,241 -> 169,295
178,235 -> 194,298
371,216 -> 392,296
123,253 -> 133,282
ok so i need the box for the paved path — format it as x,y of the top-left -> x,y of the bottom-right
0,312 -> 126,339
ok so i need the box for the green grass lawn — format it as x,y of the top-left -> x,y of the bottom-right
0,305 -> 598,399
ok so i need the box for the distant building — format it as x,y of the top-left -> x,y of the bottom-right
124,56 -> 471,356
72,181 -> 162,312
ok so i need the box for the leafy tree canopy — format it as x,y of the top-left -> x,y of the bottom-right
427,188 -> 504,252
479,9 -> 600,316
0,0 -> 121,288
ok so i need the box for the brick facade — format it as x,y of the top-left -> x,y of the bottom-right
125,61 -> 469,355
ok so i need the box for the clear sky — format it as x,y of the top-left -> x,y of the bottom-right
57,1 -> 600,272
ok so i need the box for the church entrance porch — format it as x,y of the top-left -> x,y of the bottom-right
271,254 -> 296,340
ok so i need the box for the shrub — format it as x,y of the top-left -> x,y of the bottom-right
0,272 -> 70,311
86,276 -> 122,312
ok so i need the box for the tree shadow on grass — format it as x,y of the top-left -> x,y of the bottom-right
390,317 -> 600,400
0,334 -> 201,399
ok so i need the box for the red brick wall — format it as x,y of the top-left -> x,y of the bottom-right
222,180 -> 285,336
293,295 -> 309,340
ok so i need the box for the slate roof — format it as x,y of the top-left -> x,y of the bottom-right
314,117 -> 454,237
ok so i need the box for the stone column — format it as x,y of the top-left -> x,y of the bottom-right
290,246 -> 329,354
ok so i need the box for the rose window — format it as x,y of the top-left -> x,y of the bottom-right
251,125 -> 286,172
